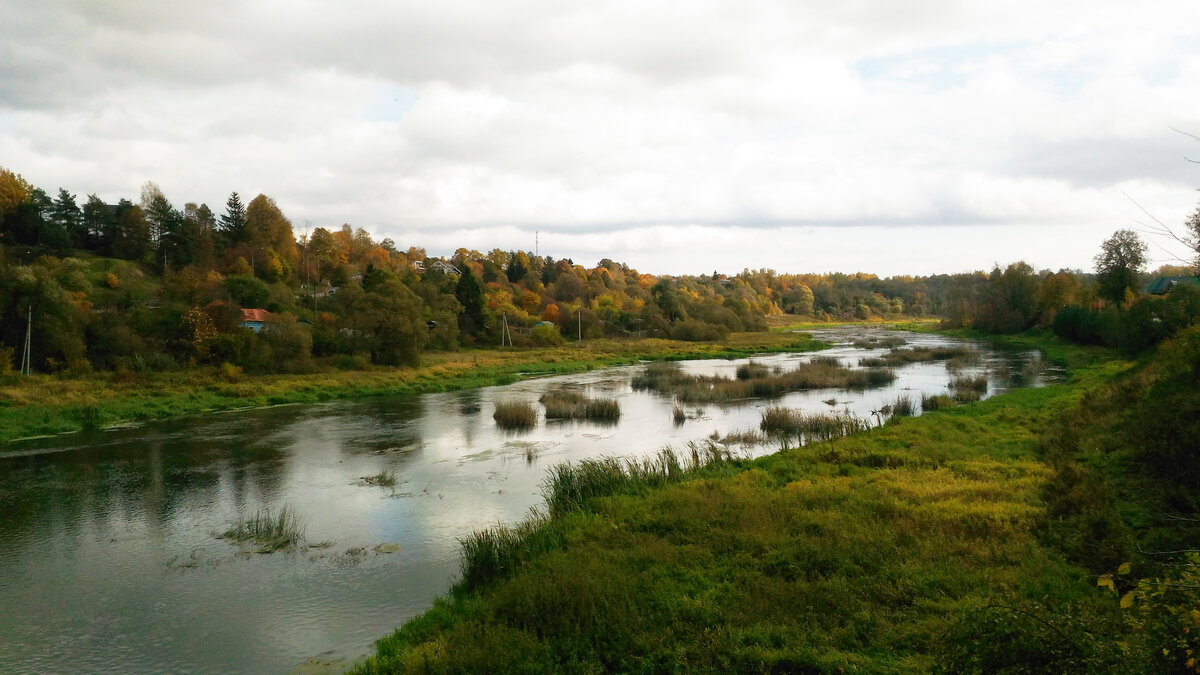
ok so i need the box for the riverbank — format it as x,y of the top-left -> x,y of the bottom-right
0,331 -> 829,444
351,334 -> 1142,672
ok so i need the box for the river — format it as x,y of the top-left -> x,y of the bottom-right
0,328 -> 1061,673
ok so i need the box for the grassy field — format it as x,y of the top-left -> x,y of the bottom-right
0,331 -> 827,444
350,335 -> 1153,673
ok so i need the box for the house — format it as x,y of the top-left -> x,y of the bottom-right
1147,276 -> 1200,295
426,260 -> 461,275
241,308 -> 271,332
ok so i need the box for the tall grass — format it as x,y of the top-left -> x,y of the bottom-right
881,346 -> 973,366
759,406 -> 871,442
632,360 -> 895,403
541,443 -> 738,518
493,400 -> 537,429
539,389 -> 621,421
950,374 -> 988,402
735,361 -> 771,380
921,393 -> 956,412
889,395 -> 916,418
458,442 -> 741,590
221,504 -> 306,553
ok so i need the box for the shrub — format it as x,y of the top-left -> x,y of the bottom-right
530,322 -> 564,346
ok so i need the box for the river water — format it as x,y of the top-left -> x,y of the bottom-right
0,328 -> 1061,673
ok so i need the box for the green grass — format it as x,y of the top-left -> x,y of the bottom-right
351,335 -> 1136,673
759,406 -> 872,443
220,504 -> 306,553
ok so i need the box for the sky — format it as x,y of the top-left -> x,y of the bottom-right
2,1 -> 1199,277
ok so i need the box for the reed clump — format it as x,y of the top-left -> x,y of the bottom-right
221,504 -> 306,553
889,395 -> 916,418
362,468 -> 398,487
921,393 -> 956,412
950,374 -> 988,402
493,400 -> 538,429
459,511 -> 565,591
735,361 -> 771,380
881,346 -> 973,366
632,360 -> 895,403
539,389 -> 621,421
759,406 -> 871,442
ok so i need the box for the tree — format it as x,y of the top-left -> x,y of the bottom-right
141,182 -> 189,268
1095,229 -> 1148,305
1186,206 -> 1200,273
455,264 -> 486,338
82,194 -> 113,254
49,188 -> 84,249
218,192 -> 247,246
111,199 -> 150,261
0,166 -> 33,222
243,194 -> 298,281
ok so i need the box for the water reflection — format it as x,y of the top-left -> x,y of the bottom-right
0,328 -> 1062,674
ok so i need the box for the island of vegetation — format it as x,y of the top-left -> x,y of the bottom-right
3,164 -> 1200,671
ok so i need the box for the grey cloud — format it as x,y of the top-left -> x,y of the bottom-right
1006,135 -> 1197,189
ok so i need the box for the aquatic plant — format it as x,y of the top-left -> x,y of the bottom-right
632,359 -> 895,403
759,406 -> 871,442
539,389 -> 620,421
950,374 -> 989,403
889,395 -> 916,418
221,504 -> 306,553
735,361 -> 770,380
493,400 -> 537,429
881,346 -> 973,366
921,393 -> 956,412
362,468 -> 398,488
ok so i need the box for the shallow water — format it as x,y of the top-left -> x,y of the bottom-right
0,328 -> 1061,673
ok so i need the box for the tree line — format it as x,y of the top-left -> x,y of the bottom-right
1,164 -> 1197,374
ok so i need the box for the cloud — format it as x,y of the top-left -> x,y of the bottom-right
2,0 -> 1199,275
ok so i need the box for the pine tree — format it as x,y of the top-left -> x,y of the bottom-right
218,191 -> 247,246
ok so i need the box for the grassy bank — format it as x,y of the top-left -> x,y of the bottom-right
0,331 -> 825,444
351,335 -> 1148,673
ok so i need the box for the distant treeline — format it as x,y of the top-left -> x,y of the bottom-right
0,165 -> 1196,374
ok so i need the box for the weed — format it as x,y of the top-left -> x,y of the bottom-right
362,468 -> 398,488
759,406 -> 871,442
633,359 -> 895,403
921,393 -> 956,412
539,389 -> 620,421
221,504 -> 306,553
493,400 -> 537,429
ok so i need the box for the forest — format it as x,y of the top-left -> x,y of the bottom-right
3,163 -> 1197,378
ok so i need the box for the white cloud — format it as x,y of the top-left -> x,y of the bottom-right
2,0 -> 1199,275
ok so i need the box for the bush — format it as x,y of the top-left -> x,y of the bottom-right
669,319 -> 729,342
530,323 -> 564,346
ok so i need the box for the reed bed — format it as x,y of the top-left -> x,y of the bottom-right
880,346 -> 973,366
944,351 -> 983,372
671,401 -> 687,424
735,361 -> 771,380
459,443 -> 741,590
493,400 -> 538,429
889,395 -> 916,418
851,336 -> 907,349
458,511 -> 565,590
539,389 -> 621,421
858,357 -> 888,368
541,443 -> 739,518
632,360 -> 895,403
950,374 -> 989,393
921,393 -> 956,412
759,406 -> 872,443
221,504 -> 306,553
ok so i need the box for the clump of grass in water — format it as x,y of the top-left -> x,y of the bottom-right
921,393 -> 956,412
950,374 -> 988,402
493,400 -> 537,429
889,395 -> 916,418
945,351 -> 982,372
759,406 -> 871,443
671,401 -> 687,424
735,361 -> 770,380
362,468 -> 398,487
221,504 -> 306,553
538,389 -> 620,421
632,359 -> 895,403
858,357 -> 888,368
881,346 -> 973,366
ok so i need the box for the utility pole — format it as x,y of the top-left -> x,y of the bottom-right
535,231 -> 539,258
21,305 -> 32,376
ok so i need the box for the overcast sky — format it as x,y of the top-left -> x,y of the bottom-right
2,1 -> 1199,276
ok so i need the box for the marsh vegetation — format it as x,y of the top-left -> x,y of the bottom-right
632,358 -> 895,403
